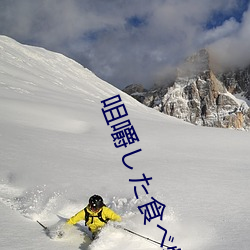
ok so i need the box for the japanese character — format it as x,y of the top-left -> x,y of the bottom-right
101,94 -> 122,108
130,173 -> 151,199
112,130 -> 128,148
111,119 -> 131,131
138,197 -> 165,225
157,224 -> 167,247
169,236 -> 174,242
157,225 -> 180,249
133,185 -> 148,199
111,125 -> 139,148
122,149 -> 142,170
102,103 -> 128,125
129,173 -> 152,185
124,126 -> 139,144
101,95 -> 128,125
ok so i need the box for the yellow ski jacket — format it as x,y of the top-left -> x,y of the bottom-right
67,206 -> 121,233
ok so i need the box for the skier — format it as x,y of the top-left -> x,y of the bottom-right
66,194 -> 121,239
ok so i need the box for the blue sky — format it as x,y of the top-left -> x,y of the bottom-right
0,0 -> 249,89
205,0 -> 249,28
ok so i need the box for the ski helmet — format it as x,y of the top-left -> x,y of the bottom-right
89,195 -> 104,210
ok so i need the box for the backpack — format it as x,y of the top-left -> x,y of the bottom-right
84,206 -> 109,226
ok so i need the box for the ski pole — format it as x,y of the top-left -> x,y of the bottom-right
122,227 -> 170,248
37,220 -> 48,231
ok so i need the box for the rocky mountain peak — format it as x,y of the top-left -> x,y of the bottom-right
177,49 -> 210,78
123,49 -> 250,130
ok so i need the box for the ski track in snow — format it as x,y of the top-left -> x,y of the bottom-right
0,180 -> 185,250
0,180 -> 213,250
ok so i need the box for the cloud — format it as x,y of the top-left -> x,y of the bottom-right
0,0 -> 249,89
209,3 -> 250,69
200,18 -> 240,45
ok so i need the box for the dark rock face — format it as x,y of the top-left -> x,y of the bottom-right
123,84 -> 147,103
123,49 -> 250,130
218,66 -> 250,99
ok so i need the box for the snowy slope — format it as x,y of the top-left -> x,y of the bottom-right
0,36 -> 250,250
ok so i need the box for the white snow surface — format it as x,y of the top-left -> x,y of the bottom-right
0,36 -> 250,250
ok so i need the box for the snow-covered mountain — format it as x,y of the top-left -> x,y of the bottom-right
0,36 -> 250,250
124,49 -> 250,130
